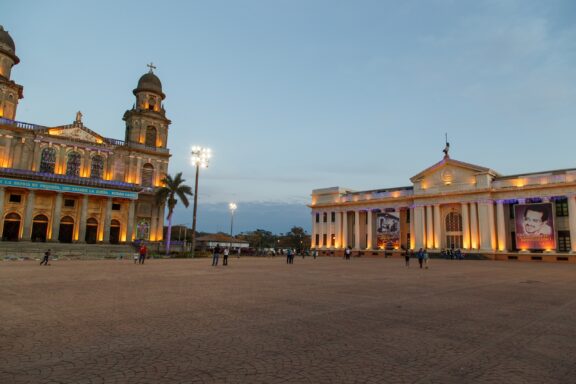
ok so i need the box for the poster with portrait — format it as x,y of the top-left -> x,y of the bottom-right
514,203 -> 555,250
376,211 -> 400,250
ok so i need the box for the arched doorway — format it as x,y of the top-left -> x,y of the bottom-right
58,216 -> 74,243
31,214 -> 49,242
445,212 -> 463,249
2,213 -> 21,241
85,218 -> 98,244
110,219 -> 120,244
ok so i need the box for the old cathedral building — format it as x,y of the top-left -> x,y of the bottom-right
0,25 -> 169,244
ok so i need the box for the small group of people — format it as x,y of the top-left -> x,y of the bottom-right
344,246 -> 352,260
441,248 -> 464,260
286,248 -> 295,264
212,244 -> 230,266
417,248 -> 429,269
403,248 -> 429,269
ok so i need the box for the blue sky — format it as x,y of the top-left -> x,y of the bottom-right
4,0 -> 576,234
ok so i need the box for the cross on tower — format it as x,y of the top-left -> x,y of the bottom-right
147,62 -> 157,73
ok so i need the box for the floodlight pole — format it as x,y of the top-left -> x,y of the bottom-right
190,162 -> 200,258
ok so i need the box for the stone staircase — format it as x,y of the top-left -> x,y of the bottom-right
0,242 -> 137,260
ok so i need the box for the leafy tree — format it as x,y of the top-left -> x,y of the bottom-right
284,226 -> 310,251
155,172 -> 193,255
238,229 -> 276,253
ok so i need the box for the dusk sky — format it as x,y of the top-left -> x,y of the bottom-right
4,0 -> 576,234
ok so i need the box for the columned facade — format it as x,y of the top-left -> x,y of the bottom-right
311,156 -> 576,262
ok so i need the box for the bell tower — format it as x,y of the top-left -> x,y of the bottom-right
0,25 -> 23,120
123,63 -> 171,148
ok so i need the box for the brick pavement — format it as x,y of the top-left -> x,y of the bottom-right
1,256 -> 575,383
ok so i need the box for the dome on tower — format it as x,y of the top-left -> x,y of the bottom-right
0,25 -> 19,64
133,71 -> 165,99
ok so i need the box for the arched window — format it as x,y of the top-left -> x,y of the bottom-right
90,155 -> 104,179
141,163 -> 154,187
33,214 -> 49,223
446,212 -> 462,232
39,148 -> 56,174
145,126 -> 157,147
66,152 -> 81,177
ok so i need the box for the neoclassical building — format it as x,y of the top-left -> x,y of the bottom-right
0,26 -> 170,244
310,152 -> 576,262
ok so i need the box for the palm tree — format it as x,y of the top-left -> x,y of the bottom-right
155,172 -> 193,255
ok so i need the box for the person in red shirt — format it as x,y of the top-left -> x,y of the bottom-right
138,244 -> 147,265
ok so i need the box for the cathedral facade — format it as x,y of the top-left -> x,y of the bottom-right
0,26 -> 169,244
310,153 -> 576,263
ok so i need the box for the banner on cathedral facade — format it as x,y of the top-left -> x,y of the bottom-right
0,177 -> 139,200
376,211 -> 400,250
514,203 -> 555,250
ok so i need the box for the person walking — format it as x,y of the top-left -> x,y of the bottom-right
417,248 -> 424,269
40,249 -> 51,266
404,248 -> 410,267
424,249 -> 430,269
223,247 -> 229,266
313,249 -> 317,260
286,248 -> 293,264
138,243 -> 147,265
212,244 -> 221,266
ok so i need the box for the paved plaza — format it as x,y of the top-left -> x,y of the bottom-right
1,256 -> 575,384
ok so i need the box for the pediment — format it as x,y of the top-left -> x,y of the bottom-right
410,157 -> 499,190
45,124 -> 105,144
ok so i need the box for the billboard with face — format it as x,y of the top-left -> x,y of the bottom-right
514,203 -> 555,250
377,211 -> 400,250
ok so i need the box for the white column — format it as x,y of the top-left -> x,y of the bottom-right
366,210 -> 373,250
314,211 -> 324,248
461,203 -> 470,249
568,196 -> 576,253
488,201 -> 497,250
496,201 -> 507,251
470,202 -> 478,249
433,204 -> 441,249
354,210 -> 360,250
414,205 -> 425,249
342,211 -> 348,249
426,205 -> 433,249
326,212 -> 331,248
477,201 -> 494,251
311,211 -> 317,249
409,207 -> 415,250
335,210 -> 342,248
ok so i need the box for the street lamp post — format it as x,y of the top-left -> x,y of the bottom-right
229,203 -> 237,251
190,146 -> 211,258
